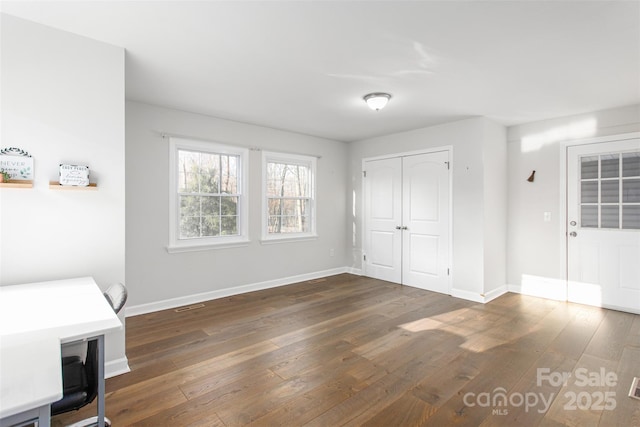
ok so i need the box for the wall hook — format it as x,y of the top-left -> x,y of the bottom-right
527,170 -> 536,182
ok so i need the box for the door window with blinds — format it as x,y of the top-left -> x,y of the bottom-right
168,137 -> 249,252
262,151 -> 317,241
579,151 -> 640,229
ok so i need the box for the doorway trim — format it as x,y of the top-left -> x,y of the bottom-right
361,145 -> 454,292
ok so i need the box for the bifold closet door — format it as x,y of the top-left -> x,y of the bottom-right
364,151 -> 450,295
363,157 -> 402,283
401,152 -> 450,294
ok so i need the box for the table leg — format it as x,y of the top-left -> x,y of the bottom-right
37,404 -> 51,427
97,335 -> 105,427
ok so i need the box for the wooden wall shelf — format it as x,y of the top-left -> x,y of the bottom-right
0,180 -> 33,188
49,181 -> 98,190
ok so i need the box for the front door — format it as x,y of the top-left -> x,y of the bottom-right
567,138 -> 640,313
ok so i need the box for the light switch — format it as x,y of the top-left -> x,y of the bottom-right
544,212 -> 552,222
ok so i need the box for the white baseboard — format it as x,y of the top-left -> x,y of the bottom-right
346,267 -> 363,276
508,275 -> 568,301
105,356 -> 130,379
450,285 -> 507,304
450,288 -> 485,303
125,267 -> 351,317
483,285 -> 508,303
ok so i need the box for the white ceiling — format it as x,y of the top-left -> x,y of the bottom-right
2,1 -> 639,142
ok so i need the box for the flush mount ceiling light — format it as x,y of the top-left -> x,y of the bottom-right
363,92 -> 391,111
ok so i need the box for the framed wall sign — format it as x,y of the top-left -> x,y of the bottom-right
0,147 -> 34,180
59,164 -> 90,186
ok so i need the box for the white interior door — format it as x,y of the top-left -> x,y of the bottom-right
402,152 -> 450,293
363,151 -> 451,294
567,138 -> 640,313
363,157 -> 402,283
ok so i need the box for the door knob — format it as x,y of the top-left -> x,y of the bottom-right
395,226 -> 402,230
569,231 -> 577,237
570,221 -> 577,226
401,226 -> 408,230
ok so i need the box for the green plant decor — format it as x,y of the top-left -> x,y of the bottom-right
0,169 -> 11,182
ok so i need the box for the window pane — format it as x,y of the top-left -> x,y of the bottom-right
199,153 -> 220,194
268,199 -> 306,216
581,156 -> 598,179
601,206 -> 619,229
268,215 -> 309,234
623,179 -> 640,203
180,195 -> 200,218
266,162 -> 310,197
180,216 -> 200,239
266,163 -> 286,197
623,153 -> 640,178
267,216 -> 280,233
201,196 -> 220,216
178,150 -> 200,192
622,206 -> 640,229
600,155 -> 619,178
581,205 -> 598,228
600,180 -> 619,203
220,196 -> 238,216
268,198 -> 282,216
581,181 -> 598,203
220,155 -> 238,194
201,216 -> 220,237
221,216 -> 238,235
281,215 -> 309,232
267,198 -> 310,234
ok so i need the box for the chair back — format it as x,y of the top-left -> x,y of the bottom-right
104,283 -> 128,314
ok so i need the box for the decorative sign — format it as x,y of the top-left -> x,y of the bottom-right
0,147 -> 34,180
59,164 -> 90,186
630,377 -> 640,400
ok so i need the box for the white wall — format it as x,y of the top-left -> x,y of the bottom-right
0,14 -> 127,374
125,101 -> 348,311
482,119 -> 508,297
506,104 -> 640,292
348,117 -> 507,301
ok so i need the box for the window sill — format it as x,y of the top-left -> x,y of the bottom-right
167,239 -> 250,253
260,234 -> 318,245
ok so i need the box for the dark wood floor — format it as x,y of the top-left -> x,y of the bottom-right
52,274 -> 640,426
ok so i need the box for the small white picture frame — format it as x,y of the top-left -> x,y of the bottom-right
629,377 -> 640,400
59,164 -> 90,186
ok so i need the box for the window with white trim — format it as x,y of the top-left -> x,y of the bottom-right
579,151 -> 640,229
169,138 -> 248,252
262,151 -> 316,241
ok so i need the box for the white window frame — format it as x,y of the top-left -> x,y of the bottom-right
168,137 -> 249,253
262,151 -> 317,243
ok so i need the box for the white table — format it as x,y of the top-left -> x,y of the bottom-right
0,277 -> 122,427
0,332 -> 62,427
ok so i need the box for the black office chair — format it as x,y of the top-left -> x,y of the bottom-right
51,283 -> 127,427
103,283 -> 128,315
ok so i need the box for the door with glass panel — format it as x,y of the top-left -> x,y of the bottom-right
567,138 -> 640,313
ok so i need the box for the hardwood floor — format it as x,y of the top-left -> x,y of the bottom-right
52,274 -> 640,426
